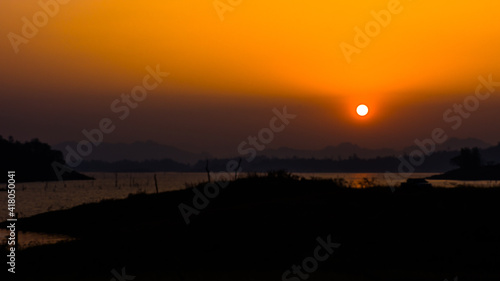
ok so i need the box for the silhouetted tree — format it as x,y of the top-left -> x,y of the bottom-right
450,147 -> 482,169
0,136 -> 90,182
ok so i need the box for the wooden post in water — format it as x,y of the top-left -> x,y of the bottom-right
154,174 -> 159,194
235,157 -> 242,180
205,160 -> 211,183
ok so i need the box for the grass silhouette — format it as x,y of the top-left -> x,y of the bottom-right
2,172 -> 500,280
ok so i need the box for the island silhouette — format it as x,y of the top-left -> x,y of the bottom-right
0,136 -> 93,183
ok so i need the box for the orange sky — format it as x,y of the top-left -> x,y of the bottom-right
1,0 -> 500,155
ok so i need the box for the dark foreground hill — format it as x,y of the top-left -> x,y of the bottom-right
428,164 -> 500,181
2,173 -> 500,280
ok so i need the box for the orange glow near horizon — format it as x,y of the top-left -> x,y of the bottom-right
2,1 -> 500,100
1,0 -> 500,150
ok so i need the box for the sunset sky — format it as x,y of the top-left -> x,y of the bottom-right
1,0 -> 500,156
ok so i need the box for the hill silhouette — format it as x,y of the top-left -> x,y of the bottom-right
0,136 -> 93,183
428,164 -> 500,181
76,151 -> 465,173
51,137 -> 492,163
52,140 -> 210,164
429,146 -> 500,181
2,172 -> 499,280
74,142 -> 500,173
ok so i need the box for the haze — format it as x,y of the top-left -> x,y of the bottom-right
1,0 -> 500,156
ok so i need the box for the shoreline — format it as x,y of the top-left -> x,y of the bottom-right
2,174 -> 500,280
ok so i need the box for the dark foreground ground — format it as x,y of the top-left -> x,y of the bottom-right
2,172 -> 500,280
428,164 -> 500,181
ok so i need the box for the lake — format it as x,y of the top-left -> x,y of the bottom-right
1,172 -> 498,248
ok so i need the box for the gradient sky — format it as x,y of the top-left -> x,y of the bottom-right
1,0 -> 500,156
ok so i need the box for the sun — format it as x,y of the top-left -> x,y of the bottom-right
356,104 -> 369,117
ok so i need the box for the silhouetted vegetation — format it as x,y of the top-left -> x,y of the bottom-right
2,174 -> 499,280
51,139 -> 500,174
78,158 -> 191,172
429,164 -> 500,181
0,136 -> 92,182
72,143 -> 500,173
430,147 -> 500,180
450,147 -> 482,169
77,153 -> 456,173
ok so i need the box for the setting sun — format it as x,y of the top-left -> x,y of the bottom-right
356,104 -> 369,117
2,1 -> 500,279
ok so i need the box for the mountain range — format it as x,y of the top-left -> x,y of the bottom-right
52,140 -> 211,164
53,137 -> 493,164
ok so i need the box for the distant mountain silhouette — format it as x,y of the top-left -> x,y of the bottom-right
52,140 -> 211,164
189,153 -> 457,173
482,142 -> 500,164
52,138 -> 500,173
263,138 -> 491,160
78,150 -> 464,173
262,142 -> 397,159
402,137 -> 491,154
0,136 -> 93,183
80,141 -> 500,173
79,159 -> 190,173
